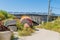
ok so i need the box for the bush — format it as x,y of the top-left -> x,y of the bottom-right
0,10 -> 16,20
37,17 -> 60,33
11,33 -> 14,40
16,20 -> 24,30
44,22 -> 54,30
16,20 -> 35,36
18,27 -> 35,36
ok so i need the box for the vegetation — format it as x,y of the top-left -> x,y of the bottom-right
0,10 -> 16,20
16,20 -> 35,36
16,20 -> 24,30
37,17 -> 60,33
11,32 -> 14,40
0,10 -> 35,36
0,12 -> 5,20
18,27 -> 35,36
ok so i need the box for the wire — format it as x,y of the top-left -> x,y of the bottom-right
51,7 -> 60,10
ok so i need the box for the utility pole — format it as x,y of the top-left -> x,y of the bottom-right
47,0 -> 51,22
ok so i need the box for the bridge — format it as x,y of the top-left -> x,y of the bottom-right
10,12 -> 59,24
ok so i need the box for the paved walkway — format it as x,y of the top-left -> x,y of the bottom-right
14,29 -> 60,40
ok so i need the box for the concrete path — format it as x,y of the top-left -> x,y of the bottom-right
14,29 -> 60,40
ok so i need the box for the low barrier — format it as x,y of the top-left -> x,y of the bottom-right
0,31 -> 12,40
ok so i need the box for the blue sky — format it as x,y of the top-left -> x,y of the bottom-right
0,0 -> 60,14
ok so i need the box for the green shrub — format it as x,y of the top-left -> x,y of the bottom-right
16,20 -> 24,30
44,22 -> 54,30
37,17 -> 60,33
0,10 -> 15,20
18,27 -> 35,36
11,32 -> 14,40
16,19 -> 35,36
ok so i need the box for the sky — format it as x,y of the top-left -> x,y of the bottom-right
0,0 -> 60,14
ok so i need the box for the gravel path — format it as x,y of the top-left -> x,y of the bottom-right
14,29 -> 60,40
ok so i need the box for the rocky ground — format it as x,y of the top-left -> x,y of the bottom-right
14,28 -> 60,40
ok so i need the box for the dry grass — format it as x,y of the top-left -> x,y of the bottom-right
36,18 -> 60,33
18,27 -> 35,36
